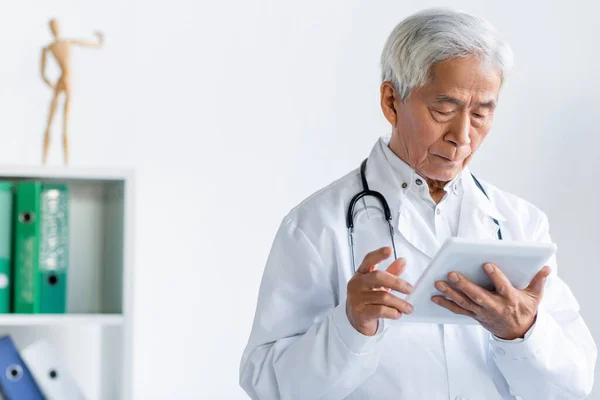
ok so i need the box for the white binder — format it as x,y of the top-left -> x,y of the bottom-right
20,339 -> 86,400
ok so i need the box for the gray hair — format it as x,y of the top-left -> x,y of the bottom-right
380,8 -> 514,101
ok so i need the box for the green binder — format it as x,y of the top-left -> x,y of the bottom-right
13,181 -> 40,314
0,181 -> 14,313
39,183 -> 69,314
13,181 -> 69,314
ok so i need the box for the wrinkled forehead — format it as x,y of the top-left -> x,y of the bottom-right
424,57 -> 503,100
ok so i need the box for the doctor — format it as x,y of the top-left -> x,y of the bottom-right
239,8 -> 597,400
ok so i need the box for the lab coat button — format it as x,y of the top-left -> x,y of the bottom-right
495,346 -> 506,356
416,178 -> 423,185
402,182 -> 408,189
455,395 -> 467,400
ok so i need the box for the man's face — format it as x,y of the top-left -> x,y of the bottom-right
384,56 -> 502,183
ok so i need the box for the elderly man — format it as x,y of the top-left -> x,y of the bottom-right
239,8 -> 597,400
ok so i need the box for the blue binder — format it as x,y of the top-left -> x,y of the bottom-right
0,335 -> 45,399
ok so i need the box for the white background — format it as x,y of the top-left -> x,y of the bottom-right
3,0 -> 600,399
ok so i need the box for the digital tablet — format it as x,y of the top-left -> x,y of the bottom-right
400,238 -> 557,325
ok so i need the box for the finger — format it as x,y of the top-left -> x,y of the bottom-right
363,270 -> 414,294
525,265 -> 551,297
431,296 -> 476,318
446,271 -> 493,309
483,263 -> 515,298
356,247 -> 393,274
434,279 -> 484,314
386,257 -> 407,277
361,304 -> 403,320
373,257 -> 407,292
363,290 -> 414,314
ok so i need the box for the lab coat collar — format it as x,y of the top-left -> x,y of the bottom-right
362,136 -> 442,259
363,135 -> 507,258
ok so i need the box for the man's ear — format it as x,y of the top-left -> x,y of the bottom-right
380,81 -> 398,127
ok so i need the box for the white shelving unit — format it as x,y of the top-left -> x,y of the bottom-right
0,165 -> 134,400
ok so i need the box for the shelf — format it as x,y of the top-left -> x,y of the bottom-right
0,314 -> 123,326
0,164 -> 133,182
0,166 -> 134,398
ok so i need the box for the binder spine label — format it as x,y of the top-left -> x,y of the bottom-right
40,188 -> 68,273
17,236 -> 35,305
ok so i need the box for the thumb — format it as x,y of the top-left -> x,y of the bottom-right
526,265 -> 551,297
386,257 -> 407,277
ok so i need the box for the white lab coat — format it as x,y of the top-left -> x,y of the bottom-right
239,136 -> 597,400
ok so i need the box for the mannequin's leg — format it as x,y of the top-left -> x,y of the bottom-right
43,91 -> 60,164
63,91 -> 71,165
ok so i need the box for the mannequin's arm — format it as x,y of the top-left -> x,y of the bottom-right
40,47 -> 55,89
68,32 -> 103,48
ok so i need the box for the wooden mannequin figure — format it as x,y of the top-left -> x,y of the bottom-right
41,19 -> 103,165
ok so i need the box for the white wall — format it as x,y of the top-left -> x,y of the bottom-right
5,1 -> 599,399
133,1 -> 600,399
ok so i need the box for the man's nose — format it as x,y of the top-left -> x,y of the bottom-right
447,112 -> 471,146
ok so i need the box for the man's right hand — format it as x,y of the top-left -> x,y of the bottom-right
346,246 -> 414,336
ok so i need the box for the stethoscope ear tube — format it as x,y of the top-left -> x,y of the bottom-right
347,159 -> 394,229
348,158 -> 398,273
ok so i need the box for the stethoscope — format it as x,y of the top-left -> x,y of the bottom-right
346,157 -> 503,273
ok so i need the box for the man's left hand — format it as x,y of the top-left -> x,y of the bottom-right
431,263 -> 552,340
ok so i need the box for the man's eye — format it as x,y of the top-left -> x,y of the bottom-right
434,109 -> 453,116
471,112 -> 485,118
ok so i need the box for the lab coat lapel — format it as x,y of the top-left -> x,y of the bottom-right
396,199 -> 440,259
365,140 -> 440,259
457,171 -> 507,240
